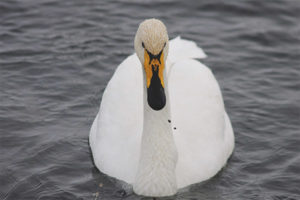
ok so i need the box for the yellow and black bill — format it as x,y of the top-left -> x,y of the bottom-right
144,49 -> 166,111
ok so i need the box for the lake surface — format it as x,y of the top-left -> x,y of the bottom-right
0,0 -> 300,199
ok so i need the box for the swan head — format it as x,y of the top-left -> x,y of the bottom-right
134,19 -> 169,110
134,18 -> 169,63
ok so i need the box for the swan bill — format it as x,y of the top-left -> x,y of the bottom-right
144,49 -> 166,110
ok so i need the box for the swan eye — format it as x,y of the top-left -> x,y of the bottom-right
142,42 -> 145,48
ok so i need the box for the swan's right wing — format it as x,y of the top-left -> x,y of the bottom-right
89,54 -> 143,184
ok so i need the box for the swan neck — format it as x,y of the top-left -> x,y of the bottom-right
133,69 -> 178,197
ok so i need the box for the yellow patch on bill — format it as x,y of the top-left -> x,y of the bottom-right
143,50 -> 165,88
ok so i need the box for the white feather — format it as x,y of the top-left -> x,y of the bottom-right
168,36 -> 207,64
89,36 -> 234,192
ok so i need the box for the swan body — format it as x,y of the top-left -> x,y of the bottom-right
90,19 -> 234,197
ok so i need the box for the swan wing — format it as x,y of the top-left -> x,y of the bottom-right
89,54 -> 143,183
168,58 -> 234,188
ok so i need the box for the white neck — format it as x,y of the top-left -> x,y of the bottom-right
133,69 -> 178,197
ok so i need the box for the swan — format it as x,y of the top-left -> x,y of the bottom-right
89,18 -> 234,197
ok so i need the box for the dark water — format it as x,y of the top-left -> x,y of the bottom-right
1,0 -> 300,199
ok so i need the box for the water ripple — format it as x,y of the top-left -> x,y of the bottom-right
0,0 -> 299,199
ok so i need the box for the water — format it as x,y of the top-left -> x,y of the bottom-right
0,0 -> 299,199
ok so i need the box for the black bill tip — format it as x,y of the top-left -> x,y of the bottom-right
147,66 -> 166,111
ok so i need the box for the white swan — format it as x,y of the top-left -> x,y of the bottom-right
89,19 -> 234,197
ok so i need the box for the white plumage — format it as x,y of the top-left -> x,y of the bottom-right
90,34 -> 234,195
